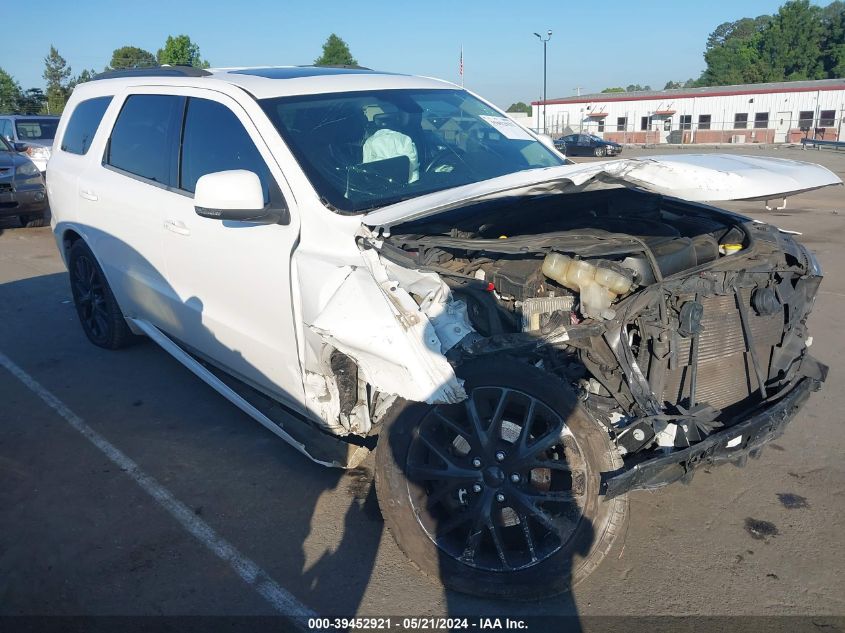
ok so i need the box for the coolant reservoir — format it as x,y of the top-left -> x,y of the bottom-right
542,253 -> 633,320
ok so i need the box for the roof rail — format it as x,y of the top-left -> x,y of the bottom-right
300,64 -> 373,71
93,65 -> 212,80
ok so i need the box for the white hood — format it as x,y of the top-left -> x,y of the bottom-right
364,153 -> 842,229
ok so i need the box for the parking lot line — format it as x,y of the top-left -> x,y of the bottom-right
0,350 -> 317,623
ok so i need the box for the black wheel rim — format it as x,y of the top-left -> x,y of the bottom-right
405,386 -> 589,572
71,254 -> 110,343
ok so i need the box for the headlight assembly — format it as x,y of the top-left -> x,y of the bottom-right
16,161 -> 40,177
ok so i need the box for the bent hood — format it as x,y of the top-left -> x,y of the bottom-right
364,153 -> 842,229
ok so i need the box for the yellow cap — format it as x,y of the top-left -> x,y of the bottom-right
721,243 -> 742,254
498,235 -> 508,239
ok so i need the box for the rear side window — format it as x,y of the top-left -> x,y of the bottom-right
180,98 -> 271,203
106,94 -> 184,186
61,97 -> 113,155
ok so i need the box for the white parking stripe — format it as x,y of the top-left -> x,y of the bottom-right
0,350 -> 316,624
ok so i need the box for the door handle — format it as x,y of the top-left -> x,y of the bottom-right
79,188 -> 98,201
164,219 -> 191,236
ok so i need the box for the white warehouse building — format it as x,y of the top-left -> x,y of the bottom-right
531,78 -> 845,144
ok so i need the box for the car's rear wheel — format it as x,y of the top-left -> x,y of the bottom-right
375,359 -> 627,599
593,146 -> 606,157
68,240 -> 135,350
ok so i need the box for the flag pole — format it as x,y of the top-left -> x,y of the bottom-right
460,45 -> 464,88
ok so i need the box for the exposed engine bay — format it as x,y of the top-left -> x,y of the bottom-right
376,187 -> 827,476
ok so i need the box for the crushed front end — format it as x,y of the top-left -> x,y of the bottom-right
378,187 -> 828,495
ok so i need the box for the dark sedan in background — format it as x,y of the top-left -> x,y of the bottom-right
555,133 -> 623,157
0,135 -> 48,227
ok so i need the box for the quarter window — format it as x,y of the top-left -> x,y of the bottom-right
106,94 -> 183,186
179,98 -> 272,203
734,113 -> 748,129
61,97 -> 113,155
754,112 -> 769,128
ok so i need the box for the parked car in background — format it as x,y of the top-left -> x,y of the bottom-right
0,115 -> 60,172
0,135 -> 48,227
555,133 -> 622,157
48,65 -> 836,600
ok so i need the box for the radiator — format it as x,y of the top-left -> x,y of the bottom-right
662,290 -> 785,411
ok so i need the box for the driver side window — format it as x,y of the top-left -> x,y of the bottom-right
180,98 -> 272,204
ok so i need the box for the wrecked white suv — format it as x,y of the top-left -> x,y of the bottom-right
48,65 -> 838,599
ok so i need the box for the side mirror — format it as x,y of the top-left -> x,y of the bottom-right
13,142 -> 28,153
194,170 -> 286,223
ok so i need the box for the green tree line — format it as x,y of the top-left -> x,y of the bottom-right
597,0 -> 844,94
1,33 -> 357,116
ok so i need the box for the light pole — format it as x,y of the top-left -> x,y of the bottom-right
534,30 -> 552,134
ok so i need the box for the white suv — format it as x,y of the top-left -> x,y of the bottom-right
48,65 -> 837,599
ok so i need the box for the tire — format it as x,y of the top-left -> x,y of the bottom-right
67,240 -> 135,349
375,359 -> 627,600
593,146 -> 606,157
19,215 -> 46,228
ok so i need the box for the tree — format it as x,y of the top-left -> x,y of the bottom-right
314,34 -> 357,66
69,68 -> 98,91
601,87 -> 626,93
821,1 -> 845,75
156,35 -> 209,68
19,88 -> 46,114
698,16 -> 771,85
109,46 -> 157,70
759,0 -> 825,80
43,45 -> 71,114
663,80 -> 683,90
506,101 -> 532,115
0,67 -> 23,113
625,84 -> 651,92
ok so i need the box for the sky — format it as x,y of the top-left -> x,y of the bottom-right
0,0 -> 819,109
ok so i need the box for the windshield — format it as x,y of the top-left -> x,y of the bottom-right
261,89 -> 563,213
15,119 -> 58,141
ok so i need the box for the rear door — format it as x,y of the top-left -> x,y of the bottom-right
160,91 -> 305,410
76,92 -> 184,326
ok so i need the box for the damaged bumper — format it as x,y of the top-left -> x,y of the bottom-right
604,357 -> 827,499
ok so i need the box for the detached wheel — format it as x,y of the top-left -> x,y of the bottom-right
593,146 -> 606,157
375,359 -> 627,600
68,240 -> 134,349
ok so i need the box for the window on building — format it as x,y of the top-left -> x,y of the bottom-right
754,112 -> 769,128
616,117 -> 627,131
597,118 -> 605,132
679,115 -> 691,130
798,111 -> 814,129
698,114 -> 711,130
734,113 -> 748,129
180,98 -> 272,203
106,94 -> 183,186
819,110 -> 836,127
61,97 -> 113,155
640,116 -> 650,131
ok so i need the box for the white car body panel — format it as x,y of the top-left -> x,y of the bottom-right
364,154 -> 842,229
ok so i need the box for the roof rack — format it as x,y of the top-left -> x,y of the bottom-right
299,64 -> 373,71
93,65 -> 212,80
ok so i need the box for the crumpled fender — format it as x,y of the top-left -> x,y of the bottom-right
307,248 -> 470,405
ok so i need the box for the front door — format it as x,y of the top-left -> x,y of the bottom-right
160,92 -> 305,411
775,111 -> 792,143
